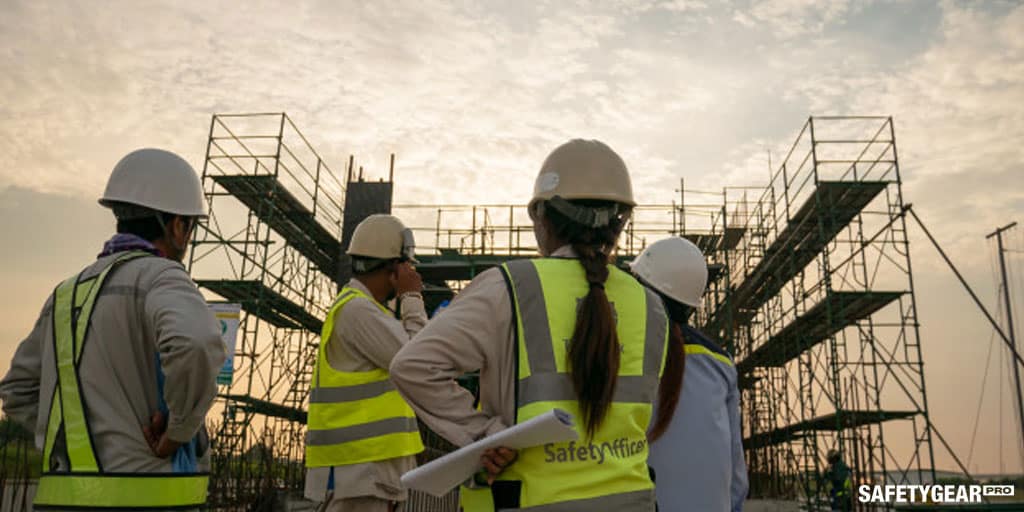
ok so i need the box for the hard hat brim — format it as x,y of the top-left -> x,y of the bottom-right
99,198 -> 208,218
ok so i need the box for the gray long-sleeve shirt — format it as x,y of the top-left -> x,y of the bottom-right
304,278 -> 428,504
648,327 -> 748,512
0,252 -> 226,472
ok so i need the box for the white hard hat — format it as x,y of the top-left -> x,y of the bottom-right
630,237 -> 707,308
347,214 -> 418,263
529,139 -> 635,212
99,148 -> 206,218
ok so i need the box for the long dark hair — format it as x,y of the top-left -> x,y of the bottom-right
543,199 -> 630,439
648,299 -> 689,441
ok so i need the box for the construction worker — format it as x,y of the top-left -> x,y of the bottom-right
822,449 -> 852,511
0,148 -> 227,509
390,139 -> 675,511
631,237 -> 749,511
304,214 -> 427,512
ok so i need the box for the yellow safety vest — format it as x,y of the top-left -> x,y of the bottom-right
305,286 -> 425,467
35,251 -> 210,509
461,258 -> 669,511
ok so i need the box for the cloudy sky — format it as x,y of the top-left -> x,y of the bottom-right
2,0 -> 1023,474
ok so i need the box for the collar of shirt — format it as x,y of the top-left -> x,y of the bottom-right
550,245 -> 577,258
346,278 -> 392,310
97,233 -> 164,258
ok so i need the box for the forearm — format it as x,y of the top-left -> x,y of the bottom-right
390,268 -> 511,447
159,331 -> 224,441
399,293 -> 428,336
0,305 -> 48,431
148,269 -> 227,442
390,351 -> 506,447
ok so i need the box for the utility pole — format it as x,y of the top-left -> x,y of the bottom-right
987,221 -> 1023,460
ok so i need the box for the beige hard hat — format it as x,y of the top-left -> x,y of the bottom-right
529,139 -> 635,212
347,214 -> 418,263
99,148 -> 206,218
630,237 -> 707,308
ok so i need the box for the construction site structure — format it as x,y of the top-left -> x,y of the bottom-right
182,114 -> 935,509
395,117 -> 936,508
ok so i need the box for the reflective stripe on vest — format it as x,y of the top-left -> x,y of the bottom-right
684,344 -> 734,367
38,251 -> 210,509
305,287 -> 424,468
461,258 -> 668,512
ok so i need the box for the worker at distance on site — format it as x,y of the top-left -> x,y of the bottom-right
304,214 -> 427,512
632,237 -> 749,512
0,149 -> 227,510
390,139 -> 678,511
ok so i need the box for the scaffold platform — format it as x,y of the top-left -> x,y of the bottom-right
211,175 -> 341,279
197,279 -> 323,334
737,290 -> 904,375
744,410 -> 917,449
729,181 -> 889,315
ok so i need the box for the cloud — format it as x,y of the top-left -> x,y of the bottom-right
1,0 -> 1023,473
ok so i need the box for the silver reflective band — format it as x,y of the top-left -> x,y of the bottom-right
642,286 -> 668,377
503,260 -> 557,374
518,373 -> 657,406
500,489 -> 655,511
309,380 -> 396,404
306,417 -> 418,446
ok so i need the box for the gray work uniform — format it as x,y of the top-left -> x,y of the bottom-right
0,252 -> 226,473
648,327 -> 748,512
304,278 -> 427,511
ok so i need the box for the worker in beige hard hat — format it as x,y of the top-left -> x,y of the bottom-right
305,213 -> 427,512
0,149 -> 226,509
391,140 -> 673,511
633,237 -> 749,512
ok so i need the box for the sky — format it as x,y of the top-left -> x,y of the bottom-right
1,0 -> 1023,474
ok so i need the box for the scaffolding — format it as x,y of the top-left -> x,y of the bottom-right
181,114 -> 933,510
0,109 -> 960,512
188,113 -> 344,508
713,117 -> 935,507
395,116 -> 935,510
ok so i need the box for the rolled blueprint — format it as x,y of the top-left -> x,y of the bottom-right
401,409 -> 578,497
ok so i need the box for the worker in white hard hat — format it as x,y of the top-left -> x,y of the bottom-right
632,237 -> 749,512
390,139 -> 674,511
304,214 -> 427,512
0,148 -> 227,509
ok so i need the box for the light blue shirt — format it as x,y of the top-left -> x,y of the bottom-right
649,326 -> 748,511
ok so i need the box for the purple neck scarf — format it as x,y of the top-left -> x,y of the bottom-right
98,233 -> 164,258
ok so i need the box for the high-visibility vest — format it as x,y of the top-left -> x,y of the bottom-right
35,251 -> 210,510
460,258 -> 669,511
305,286 -> 424,468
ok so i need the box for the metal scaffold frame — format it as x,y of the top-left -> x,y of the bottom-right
188,113 -> 345,508
0,112 -> 966,511
714,117 -> 935,508
397,117 -> 936,510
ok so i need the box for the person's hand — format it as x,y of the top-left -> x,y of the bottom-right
142,411 -> 183,458
391,262 -> 423,296
480,447 -> 518,484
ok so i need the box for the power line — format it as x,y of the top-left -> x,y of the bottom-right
909,209 -> 1024,368
966,320 -> 997,469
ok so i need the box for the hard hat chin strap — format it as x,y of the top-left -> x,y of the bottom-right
154,213 -> 193,255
